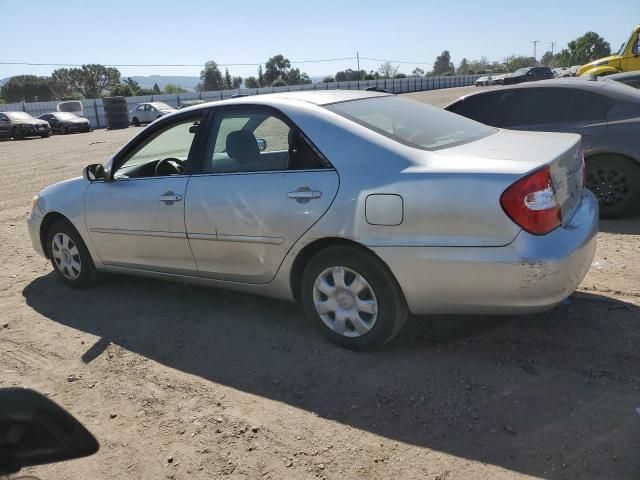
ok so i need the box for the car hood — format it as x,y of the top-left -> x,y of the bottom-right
408,128 -> 580,175
579,55 -> 622,74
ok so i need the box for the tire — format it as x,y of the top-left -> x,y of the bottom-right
46,219 -> 99,288
301,246 -> 408,351
132,117 -> 140,126
60,124 -> 68,135
40,133 -> 50,138
11,127 -> 22,140
586,155 -> 640,218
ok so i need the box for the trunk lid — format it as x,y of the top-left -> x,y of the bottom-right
430,129 -> 584,225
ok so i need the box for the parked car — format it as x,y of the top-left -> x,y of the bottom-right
475,75 -> 492,86
0,111 -> 51,139
28,91 -> 597,350
503,66 -> 554,85
445,79 -> 640,218
603,70 -> 640,89
39,112 -> 91,134
129,102 -> 176,126
488,73 -> 508,85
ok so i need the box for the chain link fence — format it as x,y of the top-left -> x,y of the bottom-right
0,75 -> 480,128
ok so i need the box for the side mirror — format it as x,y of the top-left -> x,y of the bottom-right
83,163 -> 105,182
256,138 -> 267,151
0,388 -> 99,475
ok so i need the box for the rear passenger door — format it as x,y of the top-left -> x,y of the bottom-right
185,107 -> 339,284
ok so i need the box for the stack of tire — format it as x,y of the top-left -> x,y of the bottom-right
102,96 -> 129,130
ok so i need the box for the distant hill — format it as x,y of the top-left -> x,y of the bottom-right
128,75 -> 200,91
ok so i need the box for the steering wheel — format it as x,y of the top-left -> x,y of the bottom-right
154,158 -> 185,176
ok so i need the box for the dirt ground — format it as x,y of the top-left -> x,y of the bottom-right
1,87 -> 639,480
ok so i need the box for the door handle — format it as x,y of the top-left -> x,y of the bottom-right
158,192 -> 183,203
288,190 -> 322,199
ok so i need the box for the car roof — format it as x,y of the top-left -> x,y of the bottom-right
451,78 -> 640,104
178,89 -> 391,114
605,71 -> 640,81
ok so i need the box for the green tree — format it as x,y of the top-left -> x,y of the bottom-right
287,68 -> 312,85
264,55 -> 291,85
457,58 -> 470,75
567,32 -> 611,65
51,64 -> 120,98
232,76 -> 243,89
164,83 -> 188,94
223,68 -> 232,89
123,77 -> 141,94
110,84 -> 135,97
197,61 -> 224,91
411,67 -> 425,77
271,77 -> 287,87
432,51 -> 454,75
550,49 -> 572,68
540,51 -> 554,66
257,65 -> 264,87
152,83 -> 162,94
245,76 -> 260,89
322,75 -> 335,83
378,62 -> 399,78
505,55 -> 536,71
394,73 -> 407,78
0,75 -> 56,102
335,69 -> 366,81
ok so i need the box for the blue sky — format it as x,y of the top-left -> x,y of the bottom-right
1,0 -> 638,80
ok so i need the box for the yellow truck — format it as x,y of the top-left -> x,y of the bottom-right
579,25 -> 640,76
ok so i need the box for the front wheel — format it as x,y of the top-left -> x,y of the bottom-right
586,156 -> 640,218
301,246 -> 408,350
59,124 -> 68,135
46,219 -> 99,288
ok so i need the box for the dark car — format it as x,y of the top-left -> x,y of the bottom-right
603,70 -> 640,89
445,79 -> 640,218
39,112 -> 91,134
0,111 -> 51,139
503,66 -> 554,85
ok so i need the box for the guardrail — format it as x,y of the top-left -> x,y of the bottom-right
0,75 -> 480,129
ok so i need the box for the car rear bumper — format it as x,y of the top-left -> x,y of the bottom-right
372,190 -> 599,315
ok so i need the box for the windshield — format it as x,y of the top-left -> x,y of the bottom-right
6,112 -> 36,121
54,112 -> 78,120
616,41 -> 626,56
325,96 -> 496,150
151,102 -> 173,110
513,68 -> 529,75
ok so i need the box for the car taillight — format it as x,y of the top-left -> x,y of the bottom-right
500,166 -> 562,235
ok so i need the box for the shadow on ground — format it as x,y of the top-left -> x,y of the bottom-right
599,214 -> 640,235
23,273 -> 640,479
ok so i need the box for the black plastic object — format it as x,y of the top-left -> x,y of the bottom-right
0,388 -> 99,474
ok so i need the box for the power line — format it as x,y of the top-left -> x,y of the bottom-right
0,57 -> 358,68
359,56 -> 431,65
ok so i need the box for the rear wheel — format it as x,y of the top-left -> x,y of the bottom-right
11,127 -> 21,140
586,155 -> 640,218
301,246 -> 408,350
46,219 -> 99,288
132,117 -> 140,126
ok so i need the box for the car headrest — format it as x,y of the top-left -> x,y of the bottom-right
226,130 -> 260,164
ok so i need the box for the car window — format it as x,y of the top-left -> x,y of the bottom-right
137,105 -> 145,111
0,114 -> 7,121
327,96 -> 495,150
523,88 -> 570,125
447,92 -> 503,126
564,90 -> 612,122
203,109 -> 327,173
115,117 -> 201,178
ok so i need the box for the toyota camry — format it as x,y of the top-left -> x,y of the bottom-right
27,90 -> 598,350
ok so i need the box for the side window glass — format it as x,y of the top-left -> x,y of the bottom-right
137,105 -> 145,111
565,91 -> 611,122
115,117 -> 201,179
526,89 -> 569,124
203,110 -> 327,174
496,90 -> 527,127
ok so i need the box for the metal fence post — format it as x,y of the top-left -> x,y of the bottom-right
93,100 -> 100,128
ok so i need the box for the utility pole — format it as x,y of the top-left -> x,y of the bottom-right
532,40 -> 540,62
550,41 -> 556,56
356,51 -> 360,72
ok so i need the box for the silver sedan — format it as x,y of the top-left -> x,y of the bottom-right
27,90 -> 598,350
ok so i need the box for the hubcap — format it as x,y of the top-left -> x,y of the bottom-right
587,167 -> 631,208
312,266 -> 378,338
51,233 -> 81,280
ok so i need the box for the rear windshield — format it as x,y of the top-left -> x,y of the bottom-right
6,112 -> 35,121
325,96 -> 496,150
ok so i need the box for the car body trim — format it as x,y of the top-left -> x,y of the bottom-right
89,228 -> 186,239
